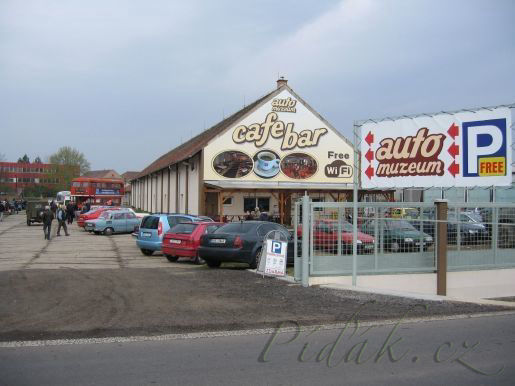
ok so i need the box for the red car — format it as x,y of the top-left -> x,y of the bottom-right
78,207 -> 120,228
298,219 -> 375,254
162,222 -> 223,264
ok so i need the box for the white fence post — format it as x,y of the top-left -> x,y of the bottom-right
301,194 -> 310,287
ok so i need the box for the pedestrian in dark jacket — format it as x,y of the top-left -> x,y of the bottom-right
66,202 -> 75,224
0,201 -> 4,222
50,200 -> 57,214
42,206 -> 54,240
56,205 -> 69,236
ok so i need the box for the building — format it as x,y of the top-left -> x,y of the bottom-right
82,169 -> 122,179
121,171 -> 140,206
130,79 -> 390,224
0,161 -> 79,197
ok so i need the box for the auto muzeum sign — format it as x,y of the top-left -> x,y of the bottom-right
360,106 -> 512,188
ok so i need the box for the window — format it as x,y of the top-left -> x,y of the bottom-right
223,197 -> 233,206
126,212 -> 136,219
113,213 -> 125,220
257,223 -> 276,237
206,225 -> 220,234
141,216 -> 159,229
169,223 -> 197,234
244,197 -> 270,213
215,223 -> 256,234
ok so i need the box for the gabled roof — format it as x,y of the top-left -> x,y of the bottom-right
134,88 -> 280,179
121,171 -> 140,182
83,169 -> 121,178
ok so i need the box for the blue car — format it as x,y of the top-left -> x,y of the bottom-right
136,214 -> 205,256
85,209 -> 140,236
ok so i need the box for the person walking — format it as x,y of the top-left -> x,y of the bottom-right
50,200 -> 57,214
0,200 -> 5,222
66,201 -> 75,224
56,205 -> 69,236
42,205 -> 54,240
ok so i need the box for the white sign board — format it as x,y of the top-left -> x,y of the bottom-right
263,239 -> 287,277
360,107 -> 512,188
203,89 -> 354,184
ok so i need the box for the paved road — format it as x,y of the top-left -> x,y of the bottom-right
1,313 -> 514,385
0,211 -> 179,270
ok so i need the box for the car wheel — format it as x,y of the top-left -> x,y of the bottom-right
140,249 -> 153,256
193,252 -> 204,265
103,227 -> 114,236
165,254 -> 178,262
249,248 -> 262,269
205,259 -> 221,268
26,219 -> 31,226
94,231 -> 100,235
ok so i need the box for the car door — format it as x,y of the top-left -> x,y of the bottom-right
112,212 -> 126,233
126,212 -> 139,233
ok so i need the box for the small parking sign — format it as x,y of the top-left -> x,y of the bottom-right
262,239 -> 287,277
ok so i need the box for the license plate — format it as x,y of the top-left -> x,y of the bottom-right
210,239 -> 226,244
141,232 -> 152,237
364,244 -> 373,249
170,239 -> 181,244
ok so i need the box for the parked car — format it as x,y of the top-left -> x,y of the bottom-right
162,221 -> 223,264
479,207 -> 515,248
77,206 -> 120,228
296,219 -> 375,254
25,200 -> 48,226
85,209 -> 141,235
391,207 -> 419,219
198,221 -> 295,268
412,209 -> 489,245
136,214 -> 204,256
361,218 -> 433,252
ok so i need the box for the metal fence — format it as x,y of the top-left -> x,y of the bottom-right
294,199 -> 515,278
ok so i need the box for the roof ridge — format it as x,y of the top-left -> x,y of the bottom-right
134,87 -> 278,179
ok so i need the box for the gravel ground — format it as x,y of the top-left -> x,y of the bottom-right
0,267 -> 510,342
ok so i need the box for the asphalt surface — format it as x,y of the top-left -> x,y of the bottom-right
0,211 -> 511,343
1,313 -> 514,385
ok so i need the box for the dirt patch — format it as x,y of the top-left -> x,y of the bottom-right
0,268 -> 509,341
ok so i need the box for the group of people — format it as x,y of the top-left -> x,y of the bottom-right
42,200 -> 79,240
0,198 -> 24,221
245,207 -> 271,221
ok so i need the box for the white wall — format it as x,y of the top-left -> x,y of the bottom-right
309,268 -> 515,299
188,154 -> 200,215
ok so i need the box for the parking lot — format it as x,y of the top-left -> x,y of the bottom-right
0,212 -> 185,271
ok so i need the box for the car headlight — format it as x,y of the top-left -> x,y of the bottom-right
356,240 -> 362,244
404,238 -> 414,242
425,236 -> 433,242
468,229 -> 478,234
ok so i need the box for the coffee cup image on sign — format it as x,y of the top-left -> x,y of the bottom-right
213,151 -> 253,178
253,150 -> 281,178
281,153 -> 318,179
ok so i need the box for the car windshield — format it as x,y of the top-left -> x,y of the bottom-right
100,212 -> 111,219
386,219 -> 416,230
214,222 -> 256,234
140,216 -> 159,229
169,223 -> 197,234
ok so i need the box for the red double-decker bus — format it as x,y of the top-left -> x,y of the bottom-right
70,177 -> 125,206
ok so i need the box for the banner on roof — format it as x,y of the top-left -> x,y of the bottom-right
203,89 -> 355,184
360,106 -> 512,188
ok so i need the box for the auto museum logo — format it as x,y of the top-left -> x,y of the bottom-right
271,97 -> 297,113
374,128 -> 446,178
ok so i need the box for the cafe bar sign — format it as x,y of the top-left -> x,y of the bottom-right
360,106 -> 512,188
203,89 -> 355,184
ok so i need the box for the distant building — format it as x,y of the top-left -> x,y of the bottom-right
0,161 -> 79,197
83,169 -> 122,179
121,171 -> 140,206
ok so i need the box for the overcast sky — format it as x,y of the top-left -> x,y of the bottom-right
1,0 -> 514,173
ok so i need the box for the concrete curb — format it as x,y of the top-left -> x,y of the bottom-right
316,282 -> 515,308
1,310 -> 514,348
